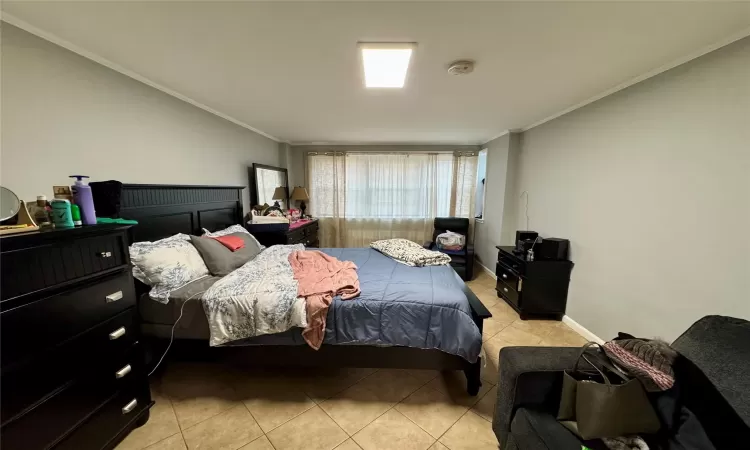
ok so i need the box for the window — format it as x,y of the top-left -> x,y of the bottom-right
308,152 -> 476,219
474,149 -> 488,220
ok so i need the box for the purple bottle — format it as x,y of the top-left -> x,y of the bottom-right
70,175 -> 97,225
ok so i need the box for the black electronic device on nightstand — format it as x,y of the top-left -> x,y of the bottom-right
495,245 -> 573,320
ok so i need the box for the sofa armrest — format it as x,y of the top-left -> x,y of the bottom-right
492,346 -> 581,449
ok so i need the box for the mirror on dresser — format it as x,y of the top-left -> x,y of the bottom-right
250,164 -> 289,209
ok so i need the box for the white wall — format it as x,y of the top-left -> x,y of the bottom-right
474,134 -> 509,270
1,24 -> 280,212
512,37 -> 750,341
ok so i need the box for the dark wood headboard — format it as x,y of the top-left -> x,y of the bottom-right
120,184 -> 244,242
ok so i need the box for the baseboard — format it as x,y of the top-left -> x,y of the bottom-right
562,315 -> 604,344
475,260 -> 497,280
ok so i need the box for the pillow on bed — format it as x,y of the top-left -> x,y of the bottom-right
129,233 -> 210,303
190,233 -> 263,276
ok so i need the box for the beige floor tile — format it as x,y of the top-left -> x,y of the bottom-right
426,371 -> 491,407
143,434 -> 187,450
182,404 -> 262,450
404,369 -> 441,385
356,369 -> 425,402
439,411 -> 499,450
486,303 -> 520,325
162,365 -> 240,430
241,388 -> 316,433
473,287 -> 501,310
509,318 -> 562,339
428,442 -> 449,450
481,355 -> 499,386
320,384 -> 395,435
267,406 -> 348,450
545,325 -> 589,346
302,368 -> 377,403
395,386 -> 468,438
334,439 -> 363,450
116,396 -> 180,450
233,371 -> 317,433
492,325 -> 543,346
481,316 -> 511,341
471,386 -> 497,422
353,409 -> 435,450
239,436 -> 275,450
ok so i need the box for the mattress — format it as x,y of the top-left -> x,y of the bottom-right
140,247 -> 482,361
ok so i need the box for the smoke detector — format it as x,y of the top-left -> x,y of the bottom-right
447,60 -> 475,75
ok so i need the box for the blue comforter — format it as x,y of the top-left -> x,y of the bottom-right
232,248 -> 483,362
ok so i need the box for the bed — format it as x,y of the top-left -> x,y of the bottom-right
121,183 -> 492,395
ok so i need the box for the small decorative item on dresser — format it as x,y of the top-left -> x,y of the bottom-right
290,186 -> 310,218
0,224 -> 152,449
495,245 -> 573,320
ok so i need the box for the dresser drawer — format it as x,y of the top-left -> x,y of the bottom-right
496,280 -> 520,309
1,309 -> 139,424
496,263 -> 520,290
1,232 -> 128,301
1,273 -> 136,368
56,383 -> 152,450
0,346 -> 147,450
287,229 -> 306,244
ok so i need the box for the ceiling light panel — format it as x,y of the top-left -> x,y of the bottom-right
359,43 -> 416,88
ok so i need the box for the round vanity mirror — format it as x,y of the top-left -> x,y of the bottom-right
0,186 -> 21,222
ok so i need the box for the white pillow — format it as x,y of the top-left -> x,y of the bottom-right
129,233 -> 209,303
202,225 -> 265,250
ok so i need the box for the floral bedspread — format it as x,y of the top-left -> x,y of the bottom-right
201,244 -> 307,346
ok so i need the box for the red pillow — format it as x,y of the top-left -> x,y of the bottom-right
210,235 -> 245,251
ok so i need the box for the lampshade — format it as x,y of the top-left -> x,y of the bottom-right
272,187 -> 287,200
290,187 -> 310,201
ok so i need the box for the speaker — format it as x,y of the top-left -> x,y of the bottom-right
514,231 -> 538,255
538,238 -> 569,261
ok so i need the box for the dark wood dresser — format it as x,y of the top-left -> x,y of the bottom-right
495,246 -> 574,320
0,225 -> 152,450
247,218 -> 319,247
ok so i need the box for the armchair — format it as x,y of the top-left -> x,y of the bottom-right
424,217 -> 474,281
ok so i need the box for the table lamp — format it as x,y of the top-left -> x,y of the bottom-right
290,187 -> 310,218
271,187 -> 287,208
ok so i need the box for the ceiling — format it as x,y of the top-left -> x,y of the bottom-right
3,1 -> 749,144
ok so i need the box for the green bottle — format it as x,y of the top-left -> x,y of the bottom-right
71,204 -> 83,226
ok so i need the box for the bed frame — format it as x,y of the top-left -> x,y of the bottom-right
121,183 -> 492,395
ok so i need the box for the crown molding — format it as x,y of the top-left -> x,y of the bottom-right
1,12 -> 285,143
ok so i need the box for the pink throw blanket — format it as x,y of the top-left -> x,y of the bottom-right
288,250 -> 360,350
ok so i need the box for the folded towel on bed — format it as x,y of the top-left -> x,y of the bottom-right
370,238 -> 452,267
289,250 -> 360,350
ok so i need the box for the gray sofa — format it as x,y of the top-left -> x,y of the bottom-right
492,315 -> 750,449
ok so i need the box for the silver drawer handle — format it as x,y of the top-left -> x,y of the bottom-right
502,274 -> 508,279
105,291 -> 123,303
122,399 -> 138,415
109,326 -> 126,340
115,364 -> 132,379
98,251 -> 112,258
503,287 -> 509,293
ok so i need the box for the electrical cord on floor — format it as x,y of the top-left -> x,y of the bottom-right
147,290 -> 207,377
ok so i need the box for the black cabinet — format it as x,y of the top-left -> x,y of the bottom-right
247,219 -> 319,248
0,225 -> 152,450
495,246 -> 573,320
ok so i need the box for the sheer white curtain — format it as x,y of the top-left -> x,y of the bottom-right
308,151 -> 477,247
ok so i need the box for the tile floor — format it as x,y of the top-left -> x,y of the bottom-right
117,271 -> 588,450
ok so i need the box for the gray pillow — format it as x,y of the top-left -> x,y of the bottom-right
189,232 -> 263,276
